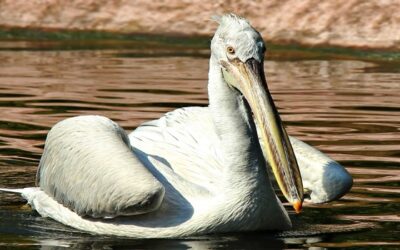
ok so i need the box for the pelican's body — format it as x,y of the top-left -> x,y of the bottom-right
0,15 -> 352,238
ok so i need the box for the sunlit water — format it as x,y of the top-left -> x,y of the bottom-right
0,40 -> 399,249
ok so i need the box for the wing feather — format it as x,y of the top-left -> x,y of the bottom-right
37,115 -> 165,218
130,107 -> 223,192
132,107 -> 352,203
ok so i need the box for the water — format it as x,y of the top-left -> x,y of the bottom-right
0,40 -> 400,249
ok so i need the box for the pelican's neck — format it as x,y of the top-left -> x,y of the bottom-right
207,56 -> 267,186
206,56 -> 290,227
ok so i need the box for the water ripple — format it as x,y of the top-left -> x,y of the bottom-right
0,44 -> 399,248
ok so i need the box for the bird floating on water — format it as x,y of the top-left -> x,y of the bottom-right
0,14 -> 352,238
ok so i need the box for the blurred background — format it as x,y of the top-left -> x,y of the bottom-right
1,0 -> 400,51
0,1 -> 399,249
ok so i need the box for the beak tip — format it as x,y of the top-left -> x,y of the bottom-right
293,200 -> 303,214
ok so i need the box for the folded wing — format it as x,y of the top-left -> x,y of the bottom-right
37,115 -> 165,218
132,107 -> 352,203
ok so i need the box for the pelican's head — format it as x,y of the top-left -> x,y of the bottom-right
211,14 -> 304,213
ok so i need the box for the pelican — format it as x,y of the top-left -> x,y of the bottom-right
0,14 -> 352,238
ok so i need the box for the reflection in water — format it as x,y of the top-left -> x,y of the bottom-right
0,41 -> 400,248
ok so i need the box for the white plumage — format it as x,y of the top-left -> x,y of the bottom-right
0,14 -> 352,238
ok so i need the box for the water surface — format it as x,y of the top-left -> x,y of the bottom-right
0,40 -> 399,249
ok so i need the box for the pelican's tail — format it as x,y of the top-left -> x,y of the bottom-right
0,187 -> 25,193
0,187 -> 40,201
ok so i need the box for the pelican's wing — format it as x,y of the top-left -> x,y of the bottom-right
254,123 -> 352,203
37,115 -> 165,218
289,137 -> 353,203
130,107 -> 224,193
130,107 -> 353,202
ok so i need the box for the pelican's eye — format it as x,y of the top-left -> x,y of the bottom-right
226,46 -> 235,55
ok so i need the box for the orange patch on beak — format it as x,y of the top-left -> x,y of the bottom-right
293,200 -> 303,214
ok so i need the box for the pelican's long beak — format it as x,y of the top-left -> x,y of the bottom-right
221,58 -> 304,213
